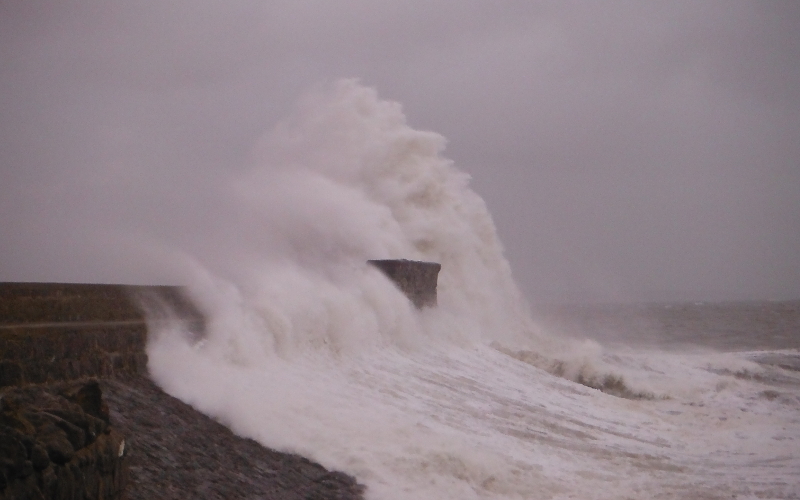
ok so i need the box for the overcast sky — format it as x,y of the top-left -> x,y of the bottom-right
1,1 -> 798,303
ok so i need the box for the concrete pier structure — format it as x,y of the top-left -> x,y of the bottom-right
367,260 -> 441,308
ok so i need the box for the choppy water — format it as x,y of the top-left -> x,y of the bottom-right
532,301 -> 800,352
145,81 -> 800,499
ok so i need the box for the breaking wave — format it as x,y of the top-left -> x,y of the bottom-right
145,80 -> 800,499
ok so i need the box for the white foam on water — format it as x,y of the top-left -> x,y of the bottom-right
147,80 -> 800,499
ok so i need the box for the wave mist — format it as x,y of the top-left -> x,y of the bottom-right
146,80 -> 668,499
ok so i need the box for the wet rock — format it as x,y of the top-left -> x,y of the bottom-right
0,380 -> 127,500
101,376 -> 365,500
59,380 -> 109,424
29,443 -> 49,471
0,426 -> 32,481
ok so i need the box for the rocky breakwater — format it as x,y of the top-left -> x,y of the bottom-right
0,380 -> 127,500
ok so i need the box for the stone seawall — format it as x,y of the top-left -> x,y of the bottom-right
0,283 -> 200,389
1,324 -> 148,389
0,282 -> 366,500
0,282 -> 200,325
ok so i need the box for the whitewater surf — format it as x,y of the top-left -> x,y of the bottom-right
145,80 -> 800,499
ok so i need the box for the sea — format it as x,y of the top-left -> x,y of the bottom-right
143,80 -> 800,499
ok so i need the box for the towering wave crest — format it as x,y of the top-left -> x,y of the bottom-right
155,79 -> 544,355
148,78 -> 637,396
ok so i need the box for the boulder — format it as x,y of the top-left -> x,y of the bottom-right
0,380 -> 127,500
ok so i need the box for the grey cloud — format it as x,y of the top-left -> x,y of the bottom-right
1,0 -> 798,301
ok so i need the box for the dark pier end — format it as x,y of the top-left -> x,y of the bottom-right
368,259 -> 441,308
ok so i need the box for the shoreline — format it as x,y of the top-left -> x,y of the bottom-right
1,282 -> 366,499
101,375 -> 365,500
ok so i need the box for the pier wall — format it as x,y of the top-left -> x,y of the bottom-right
0,283 -> 200,388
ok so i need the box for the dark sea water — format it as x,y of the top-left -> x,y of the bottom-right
532,300 -> 800,352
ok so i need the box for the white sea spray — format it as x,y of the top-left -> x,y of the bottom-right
147,80 -> 800,499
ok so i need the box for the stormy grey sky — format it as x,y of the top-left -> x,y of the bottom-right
1,1 -> 798,303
